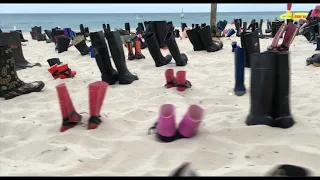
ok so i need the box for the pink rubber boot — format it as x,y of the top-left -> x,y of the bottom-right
178,105 -> 204,138
88,81 -> 109,130
56,83 -> 82,132
277,23 -> 299,51
150,104 -> 177,143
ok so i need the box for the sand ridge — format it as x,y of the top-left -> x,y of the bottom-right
0,25 -> 319,176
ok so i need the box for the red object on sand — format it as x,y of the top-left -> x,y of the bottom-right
88,81 -> 109,130
57,64 -> 77,79
164,69 -> 176,88
56,83 -> 82,132
176,71 -> 192,92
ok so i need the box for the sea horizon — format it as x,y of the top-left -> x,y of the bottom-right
0,11 -> 308,32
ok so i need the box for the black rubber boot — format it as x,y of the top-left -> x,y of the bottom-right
201,23 -> 206,28
181,23 -> 187,32
16,30 -> 28,42
107,24 -> 111,32
52,28 -> 64,44
235,19 -> 241,37
186,29 -> 205,51
125,22 -> 130,33
79,24 -> 87,40
57,36 -> 70,53
167,21 -> 174,32
44,30 -> 54,43
47,58 -> 62,67
144,21 -> 151,33
154,21 -> 168,48
102,24 -> 109,33
164,32 -> 188,66
105,31 -> 138,85
0,32 -> 41,70
90,31 -> 119,85
242,22 -> 248,32
144,32 -> 172,67
198,26 -> 221,52
272,52 -> 295,129
0,45 -> 45,100
240,31 -> 260,68
174,29 -> 180,38
72,35 -> 90,55
138,22 -> 145,32
246,51 -> 276,127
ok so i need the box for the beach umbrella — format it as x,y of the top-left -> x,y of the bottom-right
286,3 -> 292,24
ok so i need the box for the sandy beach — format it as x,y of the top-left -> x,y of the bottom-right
0,25 -> 319,176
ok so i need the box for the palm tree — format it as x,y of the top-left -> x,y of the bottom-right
210,3 -> 217,27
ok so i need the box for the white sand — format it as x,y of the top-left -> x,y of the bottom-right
0,25 -> 319,176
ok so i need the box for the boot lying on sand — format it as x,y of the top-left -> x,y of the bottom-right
0,45 -> 45,100
72,35 -> 90,55
164,69 -> 192,91
246,51 -> 295,129
56,81 -> 108,132
164,32 -> 188,66
144,32 -> 172,67
268,164 -> 311,176
268,23 -> 298,51
306,53 -> 320,66
148,104 -> 203,143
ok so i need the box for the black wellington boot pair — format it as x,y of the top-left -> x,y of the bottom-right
0,45 -> 45,100
246,51 -> 295,129
148,21 -> 168,48
186,26 -> 223,52
90,31 -> 138,85
144,32 -> 188,67
71,35 -> 90,55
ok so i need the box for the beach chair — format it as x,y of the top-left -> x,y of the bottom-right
0,31 -> 41,70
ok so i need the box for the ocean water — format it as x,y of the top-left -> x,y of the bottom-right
0,12 -> 307,32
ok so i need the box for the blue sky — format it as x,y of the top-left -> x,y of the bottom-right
0,3 -> 318,13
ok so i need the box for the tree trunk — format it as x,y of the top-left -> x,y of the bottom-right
210,4 -> 217,27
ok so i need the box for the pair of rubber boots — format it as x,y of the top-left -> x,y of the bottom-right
144,21 -> 168,49
0,45 -> 45,100
246,51 -> 295,129
186,26 -> 223,52
47,58 -> 76,79
149,104 -> 204,143
56,81 -> 108,132
71,35 -> 90,55
126,38 -> 145,60
144,31 -> 188,67
90,31 -> 138,85
164,69 -> 192,92
268,23 -> 299,51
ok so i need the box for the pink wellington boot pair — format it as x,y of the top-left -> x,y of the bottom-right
56,81 -> 108,132
268,23 -> 299,51
164,69 -> 192,92
149,104 -> 204,143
